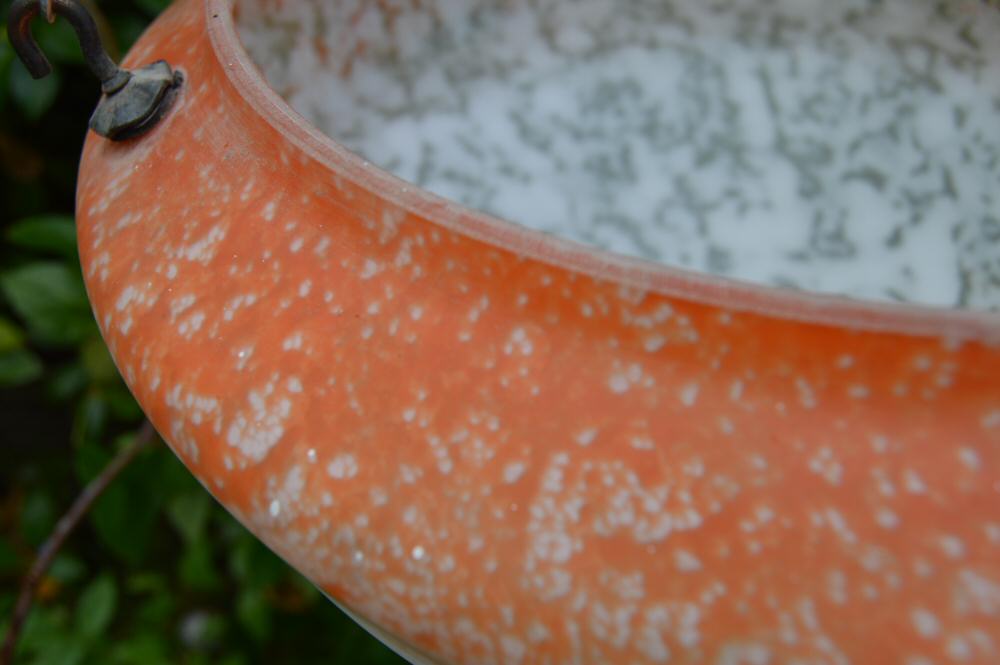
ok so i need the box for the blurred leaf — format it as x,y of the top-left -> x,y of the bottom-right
179,610 -> 227,651
74,441 -> 109,482
75,574 -> 117,639
0,31 -> 11,111
105,383 -> 142,421
125,572 -> 166,595
75,443 -> 161,566
26,636 -> 86,665
229,533 -> 287,588
134,588 -> 175,627
6,215 -> 78,259
9,60 -> 61,121
47,361 -> 89,401
49,554 -> 87,584
19,606 -> 85,665
215,654 -> 249,665
109,15 -> 147,53
80,335 -> 117,384
0,316 -> 24,351
72,392 -> 108,446
35,20 -> 85,66
179,539 -> 221,592
134,0 -> 173,17
20,488 -> 56,546
107,633 -> 171,665
20,606 -> 65,650
167,490 -> 210,544
290,571 -> 321,605
125,573 -> 175,627
0,261 -> 96,346
154,448 -> 201,496
0,348 -> 43,387
89,483 -> 156,566
236,587 -> 271,642
0,536 -> 19,574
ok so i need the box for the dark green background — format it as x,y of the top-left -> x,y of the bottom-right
0,1 -> 406,662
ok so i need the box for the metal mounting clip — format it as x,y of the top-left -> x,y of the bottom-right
7,0 -> 182,141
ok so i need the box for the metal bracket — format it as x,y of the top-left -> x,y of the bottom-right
7,0 -> 182,141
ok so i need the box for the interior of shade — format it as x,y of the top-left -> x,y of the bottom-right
233,0 -> 1000,311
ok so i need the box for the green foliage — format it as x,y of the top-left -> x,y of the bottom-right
75,575 -> 117,639
6,216 -> 78,260
0,1 -> 405,662
0,348 -> 43,387
1,262 -> 96,346
9,62 -> 61,121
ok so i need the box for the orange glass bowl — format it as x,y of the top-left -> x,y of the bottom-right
76,0 -> 1000,663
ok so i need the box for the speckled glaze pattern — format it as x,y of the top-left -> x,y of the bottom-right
238,0 -> 1000,310
76,0 -> 1000,663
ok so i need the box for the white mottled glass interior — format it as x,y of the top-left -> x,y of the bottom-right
236,0 -> 1000,310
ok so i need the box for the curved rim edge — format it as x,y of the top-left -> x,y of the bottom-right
203,0 -> 1000,344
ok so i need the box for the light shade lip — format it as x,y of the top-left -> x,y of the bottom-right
204,0 -> 1000,344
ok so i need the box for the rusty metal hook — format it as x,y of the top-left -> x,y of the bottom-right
6,0 -> 182,140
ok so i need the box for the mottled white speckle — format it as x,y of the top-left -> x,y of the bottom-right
674,550 -> 702,572
904,469 -> 927,494
575,428 -> 598,446
631,435 -> 654,450
370,487 -> 388,507
226,384 -> 292,462
500,635 -> 526,663
644,335 -> 666,353
360,258 -> 379,279
910,608 -> 940,638
269,499 -> 281,517
504,327 -> 534,356
503,461 -> 527,483
411,545 -> 426,561
939,535 -> 965,559
717,643 -> 771,665
906,657 -> 934,665
314,236 -> 331,256
178,310 -> 205,337
875,507 -> 899,529
234,345 -> 254,371
848,384 -> 870,399
679,383 -> 700,407
608,373 -> 630,394
958,447 -> 980,471
178,225 -> 227,263
947,636 -> 972,661
327,454 -> 359,479
796,378 -> 817,409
